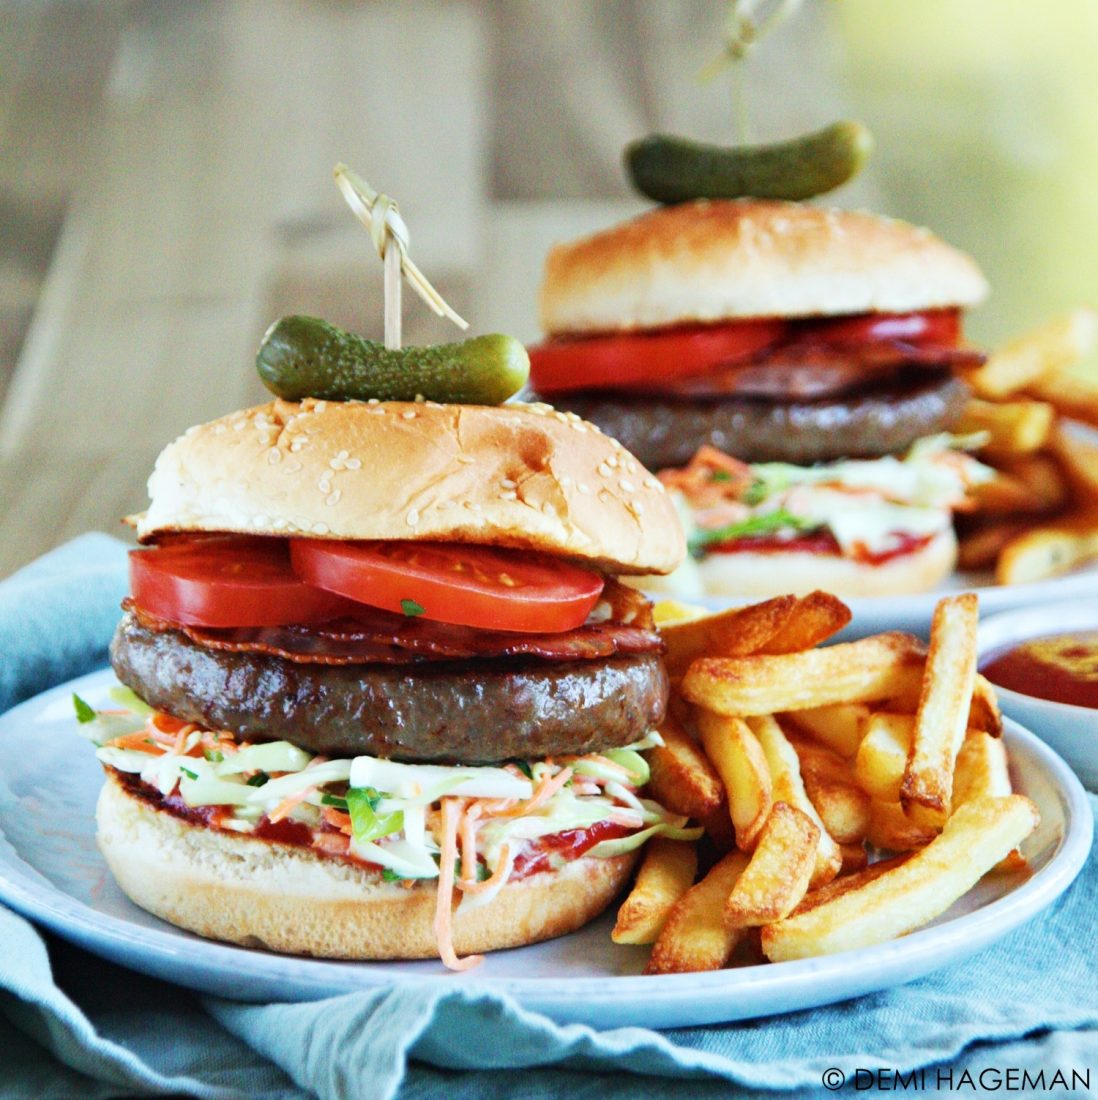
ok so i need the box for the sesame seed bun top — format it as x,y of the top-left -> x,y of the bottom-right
539,199 -> 989,335
134,398 -> 686,575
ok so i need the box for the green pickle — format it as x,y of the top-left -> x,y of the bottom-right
256,315 -> 530,405
625,120 -> 873,204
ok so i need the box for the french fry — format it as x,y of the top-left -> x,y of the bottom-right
682,633 -> 926,718
1047,422 -> 1098,502
957,520 -> 1033,571
953,732 -> 1012,807
782,702 -> 870,758
866,798 -> 939,852
761,796 -> 1039,962
969,675 -> 1003,737
855,713 -> 914,802
612,838 -> 698,945
790,735 -> 871,844
969,458 -> 1068,516
753,591 -> 852,655
646,712 -> 725,824
660,595 -> 797,679
967,309 -> 1097,399
900,594 -> 979,829
789,853 -> 911,916
748,715 -> 841,886
723,803 -> 819,928
695,710 -> 772,851
645,850 -> 750,974
995,511 -> 1098,585
956,398 -> 1055,459
1027,368 -> 1098,430
839,841 -> 870,873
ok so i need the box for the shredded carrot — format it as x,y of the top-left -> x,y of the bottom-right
322,807 -> 353,834
434,797 -> 483,971
312,831 -> 350,855
266,755 -> 329,824
480,766 -> 574,820
659,445 -> 753,505
104,731 -> 165,754
457,843 -> 512,896
458,801 -> 479,884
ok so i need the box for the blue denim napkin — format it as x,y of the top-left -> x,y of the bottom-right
2,535 -> 1097,1100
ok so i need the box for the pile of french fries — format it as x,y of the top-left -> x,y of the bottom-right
614,591 -> 1040,972
955,308 -> 1098,584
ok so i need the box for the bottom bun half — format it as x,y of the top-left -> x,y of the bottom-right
640,527 -> 957,600
96,771 -> 637,960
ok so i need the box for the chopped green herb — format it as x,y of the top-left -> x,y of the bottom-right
513,761 -> 533,779
381,868 -> 407,882
321,793 -> 349,811
689,508 -> 816,557
73,694 -> 97,724
400,598 -> 426,617
711,469 -> 733,483
203,749 -> 224,763
347,787 -> 402,844
742,479 -> 769,505
476,862 -> 490,882
246,772 -> 270,787
179,766 -> 199,781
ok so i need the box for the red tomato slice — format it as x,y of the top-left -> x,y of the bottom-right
290,540 -> 605,634
795,309 -> 962,347
130,537 -> 352,627
529,319 -> 788,395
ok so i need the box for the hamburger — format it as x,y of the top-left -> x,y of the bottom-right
529,200 -> 995,597
77,397 -> 692,969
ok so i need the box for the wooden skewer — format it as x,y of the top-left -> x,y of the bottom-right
384,240 -> 402,350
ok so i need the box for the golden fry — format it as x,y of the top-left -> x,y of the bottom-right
761,796 -> 1039,962
957,521 -> 1033,571
748,715 -> 841,886
855,712 -> 914,802
901,594 -> 979,829
790,853 -> 911,917
866,799 -> 939,852
969,457 -> 1068,516
645,850 -> 749,974
956,398 -> 1055,459
995,511 -> 1098,585
791,735 -> 871,845
696,710 -> 772,851
660,595 -> 797,679
1047,423 -> 1098,502
646,712 -> 725,823
838,841 -> 870,873
783,702 -> 870,758
723,802 -> 819,928
682,633 -> 926,718
953,732 -> 1012,807
969,675 -> 1003,738
612,838 -> 698,945
1027,367 -> 1098,430
753,591 -> 852,655
967,309 -> 1097,399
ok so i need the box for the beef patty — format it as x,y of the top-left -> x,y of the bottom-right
110,612 -> 669,763
552,371 -> 970,469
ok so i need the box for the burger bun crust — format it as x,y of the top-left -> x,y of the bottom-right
136,398 -> 685,575
540,200 -> 989,335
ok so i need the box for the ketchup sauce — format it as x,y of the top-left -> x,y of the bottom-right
981,631 -> 1098,710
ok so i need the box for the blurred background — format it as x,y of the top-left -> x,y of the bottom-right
2,0 -> 1096,575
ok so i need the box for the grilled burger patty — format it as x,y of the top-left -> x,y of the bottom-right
554,370 -> 970,468
110,612 -> 669,763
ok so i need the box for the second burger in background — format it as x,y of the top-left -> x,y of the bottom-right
529,200 -> 995,597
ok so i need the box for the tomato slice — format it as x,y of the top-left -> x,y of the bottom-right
794,309 -> 962,348
130,537 -> 352,627
290,540 -> 605,633
528,319 -> 788,395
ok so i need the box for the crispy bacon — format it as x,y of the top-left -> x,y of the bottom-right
124,578 -> 661,665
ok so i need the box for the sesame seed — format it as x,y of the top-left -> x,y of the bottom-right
312,522 -> 330,535
457,455 -> 475,465
345,458 -> 361,470
597,462 -> 612,477
319,479 -> 332,493
577,482 -> 591,494
272,517 -> 287,529
542,501 -> 556,516
500,490 -> 518,501
606,455 -> 618,469
436,500 -> 452,511
290,443 -> 303,453
643,477 -> 659,490
267,448 -> 282,465
368,406 -> 385,415
554,412 -> 569,423
569,421 -> 587,433
560,476 -> 572,487
625,460 -> 637,475
619,478 -> 636,493
402,410 -> 417,420
325,491 -> 342,506
253,514 -> 270,526
368,398 -> 380,405
314,401 -> 327,413
233,420 -> 246,431
631,500 -> 645,516
406,508 -> 420,526
213,424 -> 227,435
284,461 -> 302,474
501,478 -> 517,489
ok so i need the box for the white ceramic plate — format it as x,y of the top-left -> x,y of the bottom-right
0,669 -> 1091,1030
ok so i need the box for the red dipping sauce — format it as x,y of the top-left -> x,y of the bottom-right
981,631 -> 1098,710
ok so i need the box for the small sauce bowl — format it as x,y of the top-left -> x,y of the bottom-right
978,600 -> 1098,791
